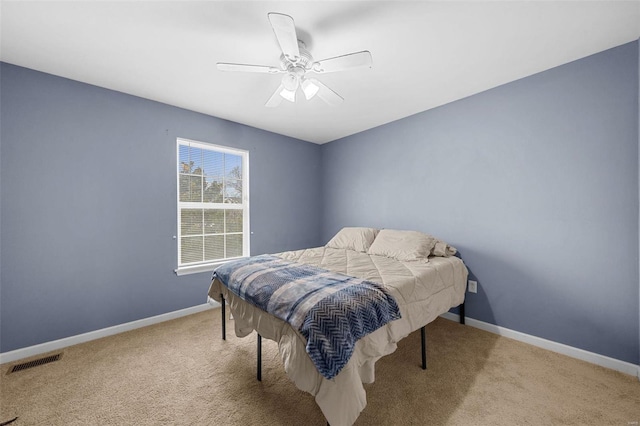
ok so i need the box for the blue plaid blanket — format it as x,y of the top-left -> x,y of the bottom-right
213,254 -> 401,380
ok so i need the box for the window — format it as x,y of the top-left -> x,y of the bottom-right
175,138 -> 249,275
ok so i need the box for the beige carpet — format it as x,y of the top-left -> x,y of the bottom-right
1,309 -> 638,425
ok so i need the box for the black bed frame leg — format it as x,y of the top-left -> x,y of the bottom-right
421,326 -> 427,370
460,302 -> 466,325
220,294 -> 226,340
257,333 -> 262,381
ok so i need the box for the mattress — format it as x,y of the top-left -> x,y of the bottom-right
207,246 -> 468,426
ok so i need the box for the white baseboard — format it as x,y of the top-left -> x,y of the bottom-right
440,312 -> 640,380
3,304 -> 637,381
0,303 -> 217,365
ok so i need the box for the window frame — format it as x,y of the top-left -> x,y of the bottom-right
174,138 -> 250,276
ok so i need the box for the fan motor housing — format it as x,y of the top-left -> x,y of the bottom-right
280,40 -> 314,71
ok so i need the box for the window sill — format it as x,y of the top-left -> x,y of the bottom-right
174,257 -> 246,276
175,262 -> 221,276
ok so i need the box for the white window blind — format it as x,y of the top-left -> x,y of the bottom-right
176,138 -> 249,275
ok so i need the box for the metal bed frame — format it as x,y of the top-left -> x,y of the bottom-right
218,294 -> 465,381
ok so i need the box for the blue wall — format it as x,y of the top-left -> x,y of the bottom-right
2,41 -> 639,366
321,42 -> 640,364
0,63 -> 323,353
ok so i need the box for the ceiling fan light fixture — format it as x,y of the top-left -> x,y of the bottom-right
301,78 -> 319,100
280,87 -> 296,102
218,12 -> 373,107
282,73 -> 299,92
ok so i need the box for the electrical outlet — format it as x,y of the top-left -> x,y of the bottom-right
468,280 -> 478,293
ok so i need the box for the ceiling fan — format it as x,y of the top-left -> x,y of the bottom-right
217,13 -> 373,107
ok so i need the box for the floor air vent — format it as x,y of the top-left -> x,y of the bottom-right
8,353 -> 62,374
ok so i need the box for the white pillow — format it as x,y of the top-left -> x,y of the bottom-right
368,229 -> 436,262
431,239 -> 457,257
326,227 -> 380,253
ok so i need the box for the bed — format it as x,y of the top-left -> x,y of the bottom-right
207,228 -> 468,426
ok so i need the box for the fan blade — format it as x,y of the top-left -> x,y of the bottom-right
312,51 -> 372,73
267,13 -> 300,63
217,63 -> 283,73
265,84 -> 285,107
310,78 -> 343,106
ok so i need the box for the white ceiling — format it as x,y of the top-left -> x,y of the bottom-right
1,1 -> 639,144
